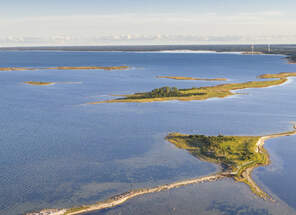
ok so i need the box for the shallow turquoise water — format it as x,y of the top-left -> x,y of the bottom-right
0,51 -> 296,215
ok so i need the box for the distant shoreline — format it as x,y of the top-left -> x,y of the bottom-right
0,44 -> 294,61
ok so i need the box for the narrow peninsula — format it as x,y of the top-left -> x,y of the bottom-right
88,72 -> 296,104
157,76 -> 228,81
29,125 -> 296,215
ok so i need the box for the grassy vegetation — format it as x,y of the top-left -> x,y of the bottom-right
166,133 -> 269,199
24,81 -> 55,86
166,133 -> 262,173
157,76 -> 228,81
90,74 -> 288,104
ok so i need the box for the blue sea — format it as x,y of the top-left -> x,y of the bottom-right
0,51 -> 296,215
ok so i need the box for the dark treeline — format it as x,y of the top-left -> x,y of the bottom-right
131,86 -> 206,99
140,86 -> 181,98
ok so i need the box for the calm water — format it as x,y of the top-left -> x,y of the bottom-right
0,51 -> 296,215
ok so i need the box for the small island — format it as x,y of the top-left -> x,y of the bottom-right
88,72 -> 296,104
157,76 -> 228,81
24,81 -> 56,86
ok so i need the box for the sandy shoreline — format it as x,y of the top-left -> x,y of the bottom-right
245,124 -> 296,200
63,174 -> 227,215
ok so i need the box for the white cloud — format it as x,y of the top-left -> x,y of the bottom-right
1,34 -> 296,46
0,11 -> 295,46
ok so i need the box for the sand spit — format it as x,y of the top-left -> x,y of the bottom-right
244,124 -> 296,200
256,124 -> 296,153
27,174 -> 227,215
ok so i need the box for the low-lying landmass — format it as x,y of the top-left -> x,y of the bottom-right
29,125 -> 296,215
0,66 -> 129,71
24,81 -> 55,86
88,72 -> 296,104
157,76 -> 228,81
166,125 -> 296,200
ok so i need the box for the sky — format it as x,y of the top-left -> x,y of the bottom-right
1,0 -> 296,46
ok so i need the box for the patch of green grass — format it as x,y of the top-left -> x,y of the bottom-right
166,133 -> 262,173
165,132 -> 271,199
